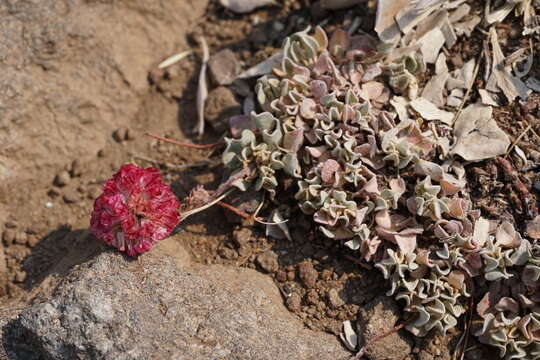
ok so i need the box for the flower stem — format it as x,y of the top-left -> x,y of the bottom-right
180,189 -> 235,221
217,201 -> 252,219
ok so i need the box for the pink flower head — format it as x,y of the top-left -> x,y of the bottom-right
90,164 -> 180,256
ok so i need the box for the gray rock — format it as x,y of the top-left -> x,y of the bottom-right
205,86 -> 242,132
7,249 -> 349,360
112,127 -> 128,143
356,296 -> 412,360
54,171 -> 71,187
62,192 -> 80,204
208,49 -> 240,86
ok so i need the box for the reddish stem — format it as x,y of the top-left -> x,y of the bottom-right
146,132 -> 223,149
354,323 -> 406,359
217,201 -> 251,219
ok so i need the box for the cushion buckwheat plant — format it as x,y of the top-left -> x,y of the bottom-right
219,27 -> 540,359
90,164 -> 180,256
88,24 -> 539,359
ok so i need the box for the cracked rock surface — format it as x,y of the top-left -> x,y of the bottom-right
4,248 -> 349,360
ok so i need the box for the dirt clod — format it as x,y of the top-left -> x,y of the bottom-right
218,247 -> 238,260
298,262 -> 318,288
257,250 -> 279,273
286,293 -> 302,312
233,227 -> 252,248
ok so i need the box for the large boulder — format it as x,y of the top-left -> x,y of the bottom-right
4,247 -> 349,359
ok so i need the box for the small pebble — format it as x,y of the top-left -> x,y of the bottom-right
287,271 -> 296,281
14,232 -> 27,245
321,269 -> 333,280
25,227 -> 38,235
125,128 -> 135,140
2,229 -> 16,246
306,289 -> 319,305
286,293 -> 302,312
417,351 -> 434,360
113,127 -> 128,142
70,159 -> 82,177
27,235 -> 40,248
63,192 -> 79,204
276,271 -> 287,282
326,288 -> 345,309
256,250 -> 279,273
87,187 -> 102,200
47,188 -> 61,198
5,221 -> 17,228
233,227 -> 252,248
54,171 -> 71,187
14,271 -> 26,283
97,149 -> 106,157
218,247 -> 238,260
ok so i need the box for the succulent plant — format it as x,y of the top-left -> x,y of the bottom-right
376,246 -> 470,337
473,239 -> 540,359
219,26 -> 540,356
222,26 -> 440,250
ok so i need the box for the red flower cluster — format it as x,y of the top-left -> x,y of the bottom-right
90,164 -> 180,256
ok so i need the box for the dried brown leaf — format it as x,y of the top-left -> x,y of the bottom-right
450,103 -> 510,161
